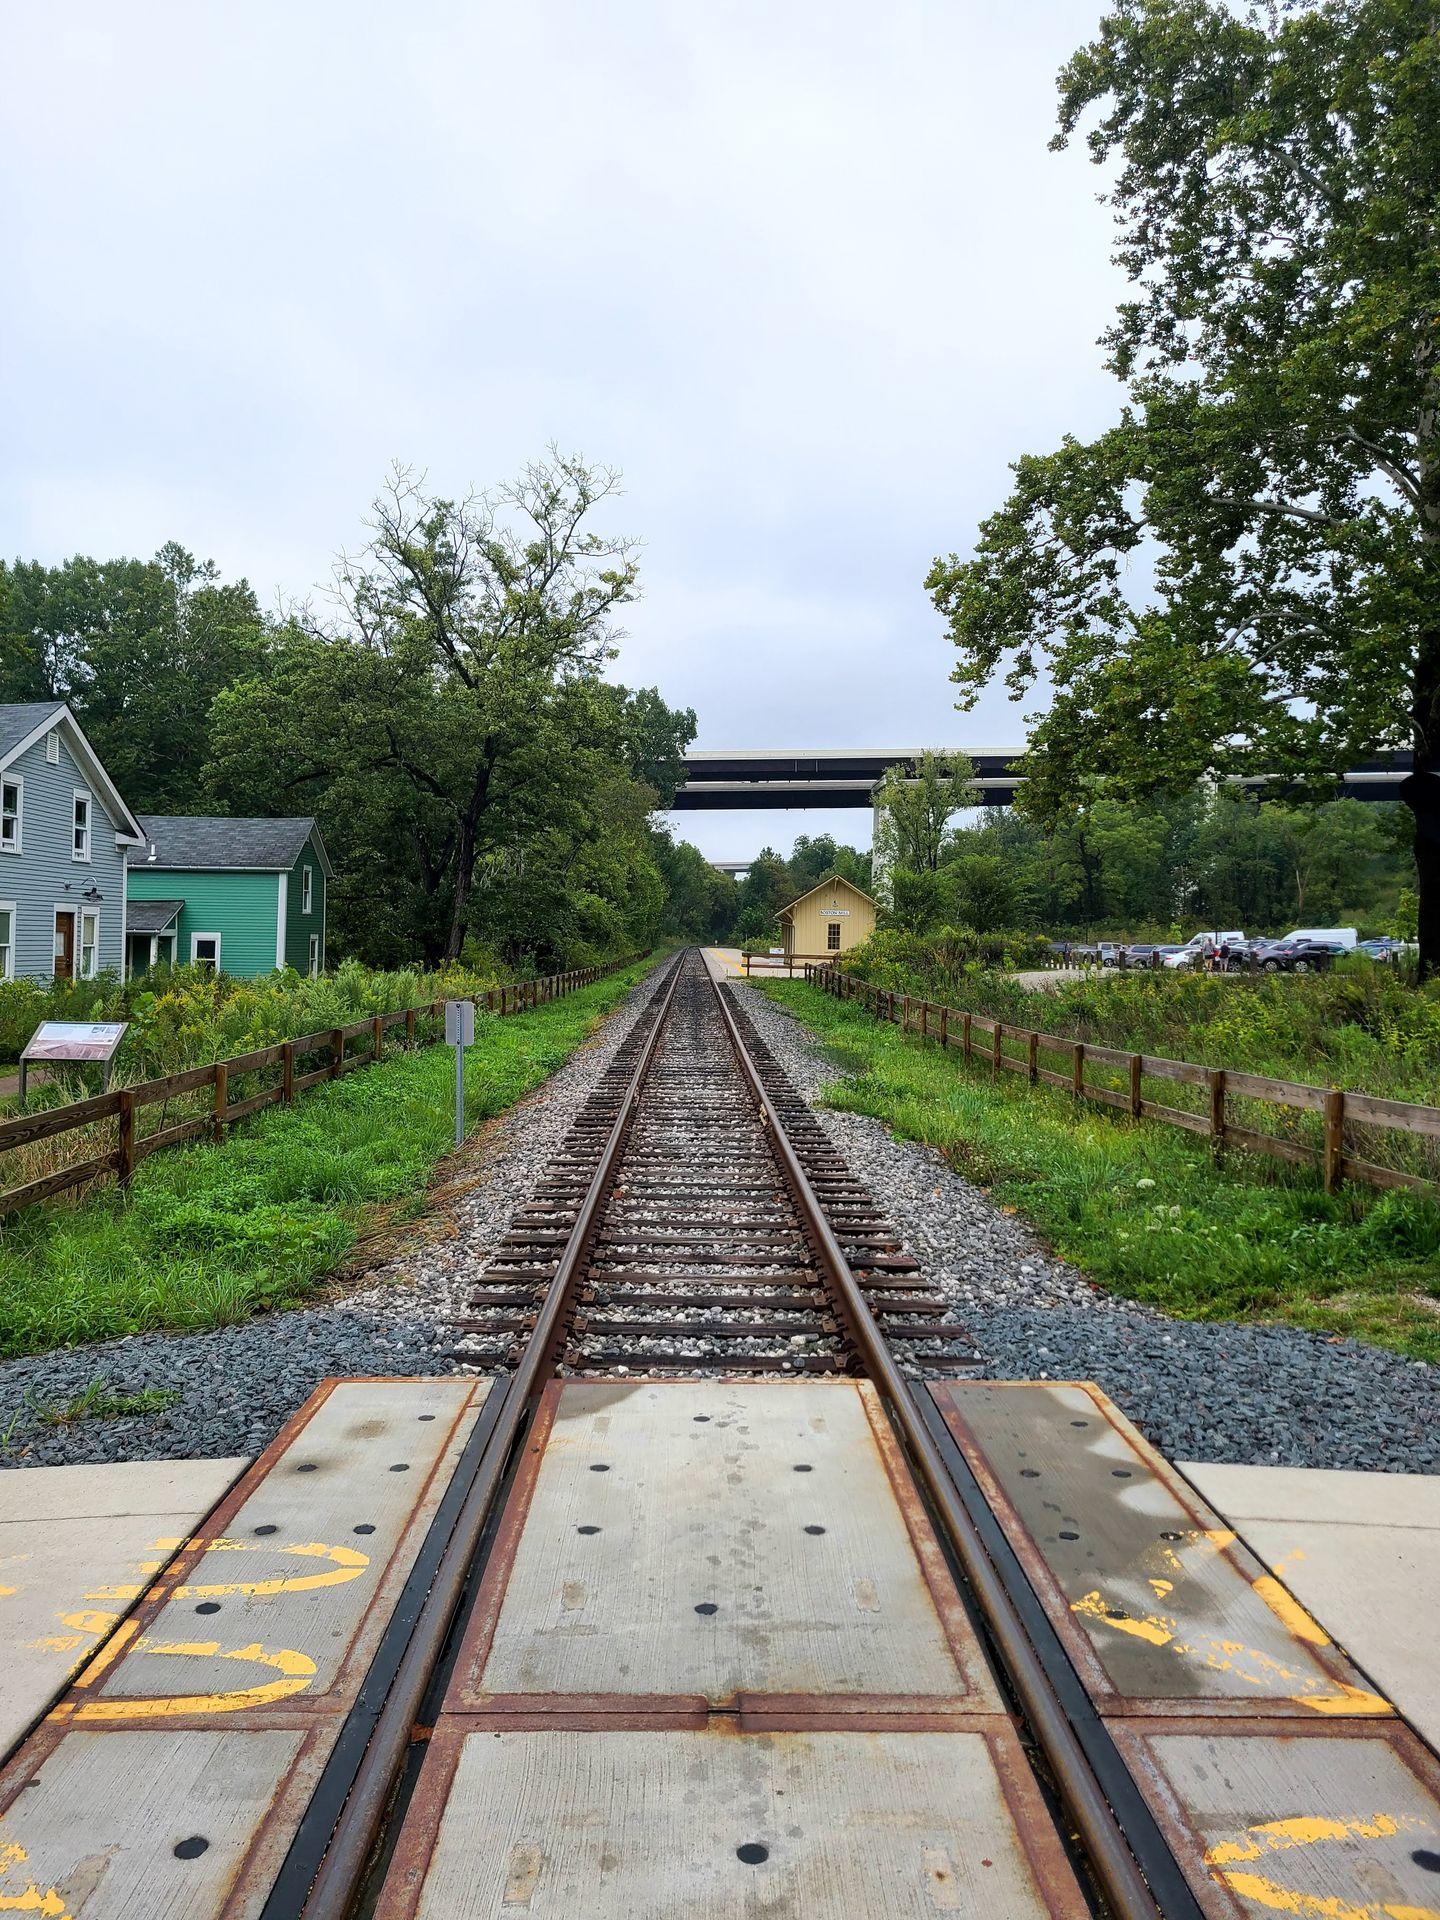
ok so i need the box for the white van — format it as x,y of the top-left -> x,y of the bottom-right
1279,927 -> 1357,950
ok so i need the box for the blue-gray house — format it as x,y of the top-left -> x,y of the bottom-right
0,702 -> 146,983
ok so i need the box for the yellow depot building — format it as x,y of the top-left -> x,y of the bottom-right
777,874 -> 877,966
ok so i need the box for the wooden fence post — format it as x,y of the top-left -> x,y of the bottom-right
1129,1053 -> 1142,1120
939,1007 -> 949,1050
992,1022 -> 1003,1075
1071,1042 -> 1085,1100
1027,1030 -> 1038,1083
213,1061 -> 229,1142
117,1089 -> 136,1187
919,1001 -> 928,1041
405,1009 -> 416,1050
901,995 -> 911,1033
282,1042 -> 295,1104
372,1014 -> 384,1063
331,1029 -> 344,1079
1208,1068 -> 1227,1152
1323,1087 -> 1345,1193
962,1012 -> 972,1061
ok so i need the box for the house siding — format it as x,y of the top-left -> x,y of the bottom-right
128,866 -> 280,978
780,878 -> 876,961
0,727 -> 129,980
284,835 -> 327,973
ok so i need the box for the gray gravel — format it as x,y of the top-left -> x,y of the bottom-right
1,955 -> 1433,1477
730,980 -> 1440,1475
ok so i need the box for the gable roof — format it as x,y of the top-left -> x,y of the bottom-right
0,702 -> 145,843
126,898 -> 184,935
777,872 -> 875,919
130,815 -> 333,877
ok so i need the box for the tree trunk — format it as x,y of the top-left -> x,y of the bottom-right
1412,812 -> 1440,981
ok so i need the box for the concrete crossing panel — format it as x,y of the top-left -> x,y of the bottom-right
929,1380 -> 1389,1717
457,1378 -> 999,1713
376,1725 -> 1091,1920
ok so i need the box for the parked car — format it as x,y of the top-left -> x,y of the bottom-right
1276,925 -> 1358,950
1258,940 -> 1344,973
1358,937 -> 1405,961
1162,931 -> 1245,969
1098,942 -> 1120,968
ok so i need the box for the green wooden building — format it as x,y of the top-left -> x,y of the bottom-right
126,816 -> 331,978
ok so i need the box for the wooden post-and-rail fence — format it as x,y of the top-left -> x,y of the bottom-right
0,954 -> 649,1221
801,963 -> 1440,1202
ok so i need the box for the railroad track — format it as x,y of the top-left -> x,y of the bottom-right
447,950 -> 977,1377
7,947 -> 1436,1920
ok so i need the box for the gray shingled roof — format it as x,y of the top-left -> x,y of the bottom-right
0,701 -> 65,757
126,899 -> 184,935
131,816 -> 318,872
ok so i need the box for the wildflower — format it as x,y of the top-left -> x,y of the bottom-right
1136,1177 -> 1156,1191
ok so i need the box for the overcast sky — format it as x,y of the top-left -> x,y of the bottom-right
3,1 -> 1127,861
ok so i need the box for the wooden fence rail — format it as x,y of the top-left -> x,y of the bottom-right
802,963 -> 1440,1201
0,954 -> 649,1221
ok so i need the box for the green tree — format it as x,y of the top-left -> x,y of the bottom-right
788,833 -> 871,893
872,751 -> 978,876
733,849 -> 794,940
208,457 -> 682,963
0,545 -> 267,811
928,0 -> 1440,972
947,852 -> 1020,928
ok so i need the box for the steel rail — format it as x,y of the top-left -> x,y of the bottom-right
707,969 -> 1172,1920
292,953 -> 687,1920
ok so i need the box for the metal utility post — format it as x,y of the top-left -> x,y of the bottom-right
445,1000 -> 476,1147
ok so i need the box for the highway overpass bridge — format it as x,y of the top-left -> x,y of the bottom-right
673,747 -> 1411,812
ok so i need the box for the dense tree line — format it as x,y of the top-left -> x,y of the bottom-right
870,752 -> 1412,940
0,456 -> 708,970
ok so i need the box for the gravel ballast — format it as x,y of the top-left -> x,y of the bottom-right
0,956 -> 1433,1476
731,979 -> 1438,1474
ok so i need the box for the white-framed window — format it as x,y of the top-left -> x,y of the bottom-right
45,731 -> 60,765
1,777 -> 21,854
72,789 -> 91,862
308,932 -> 320,976
826,921 -> 841,951
301,865 -> 314,914
0,903 -> 14,980
191,931 -> 221,971
80,908 -> 100,979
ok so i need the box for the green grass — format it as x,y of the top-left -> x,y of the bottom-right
757,979 -> 1440,1365
0,958 -> 658,1359
39,1378 -> 181,1426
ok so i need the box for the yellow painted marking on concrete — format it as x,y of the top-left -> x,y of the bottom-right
1296,1682 -> 1393,1717
88,1536 -> 369,1603
1254,1575 -> 1331,1646
50,1637 -> 317,1721
1214,1868 -> 1440,1916
1071,1590 -> 1176,1648
1208,1813 -> 1422,1866
67,1617 -> 139,1693
1205,1813 -> 1440,1917
0,1587 -> 16,1599
1070,1592 -> 1392,1712
0,1845 -> 74,1918
1149,1578 -> 1174,1599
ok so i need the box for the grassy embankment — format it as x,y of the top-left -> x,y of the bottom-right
754,976 -> 1440,1365
0,957 -> 657,1359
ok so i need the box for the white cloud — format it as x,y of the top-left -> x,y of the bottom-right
2,0 -> 1123,860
